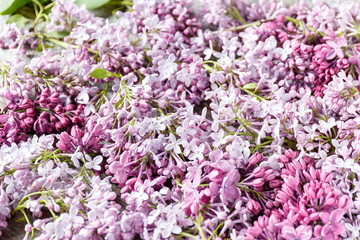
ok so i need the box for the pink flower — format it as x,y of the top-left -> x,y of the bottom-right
319,209 -> 345,235
326,38 -> 346,59
281,225 -> 312,240
220,170 -> 240,203
312,225 -> 335,240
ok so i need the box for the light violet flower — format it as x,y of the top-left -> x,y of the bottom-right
164,134 -> 182,154
320,209 -> 346,235
60,206 -> 84,226
85,155 -> 103,171
154,216 -> 182,239
132,185 -> 149,208
158,54 -> 177,80
204,40 -> 215,60
326,38 -> 346,59
319,118 -> 336,134
281,225 -> 312,240
176,68 -> 195,87
189,143 -> 205,160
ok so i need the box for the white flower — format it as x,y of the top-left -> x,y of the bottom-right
158,54 -> 177,80
279,40 -> 292,61
143,15 -> 162,31
222,37 -> 239,53
147,204 -> 165,224
76,88 -> 90,104
155,216 -> 182,239
319,118 -> 336,134
176,68 -> 195,87
149,118 -> 166,132
263,36 -> 277,51
132,185 -> 149,208
204,40 -> 216,60
65,148 -> 83,168
60,206 -> 84,226
85,155 -> 103,171
189,143 -> 205,160
176,120 -> 196,139
210,130 -> 227,148
304,124 -> 319,139
44,218 -> 67,239
165,134 -> 182,154
344,223 -> 360,240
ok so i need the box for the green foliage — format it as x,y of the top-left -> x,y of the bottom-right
0,0 -> 30,15
90,69 -> 118,79
6,13 -> 30,27
75,0 -> 111,9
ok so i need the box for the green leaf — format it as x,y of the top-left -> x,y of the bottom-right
6,13 -> 30,27
0,0 -> 31,15
242,82 -> 257,90
90,69 -> 118,79
47,30 -> 69,39
75,0 -> 110,9
36,43 -> 52,52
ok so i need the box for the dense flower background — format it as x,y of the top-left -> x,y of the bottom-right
1,0 -> 360,239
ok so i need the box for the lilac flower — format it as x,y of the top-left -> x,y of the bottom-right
154,216 -> 182,239
176,68 -> 195,87
281,225 -> 312,240
158,54 -> 177,81
60,206 -> 84,226
3,1 -> 360,240
279,40 -> 292,61
326,38 -> 346,59
320,209 -> 346,235
319,118 -> 336,134
44,218 -> 67,239
204,40 -> 215,60
149,118 -> 166,132
85,155 -> 103,171
164,134 -> 182,154
131,185 -> 149,208
189,143 -> 205,160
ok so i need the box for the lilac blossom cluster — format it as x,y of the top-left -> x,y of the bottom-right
1,0 -> 360,239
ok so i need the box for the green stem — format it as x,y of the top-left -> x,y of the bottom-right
44,2 -> 55,11
108,0 -> 134,5
47,38 -> 70,49
233,110 -> 256,136
285,16 -> 325,37
32,0 -> 44,28
20,209 -> 34,239
238,86 -> 266,102
237,184 -> 267,199
207,221 -> 224,240
193,221 -> 207,240
13,191 -> 51,213
202,64 -> 214,73
179,232 -> 199,240
0,169 -> 15,178
221,19 -> 274,32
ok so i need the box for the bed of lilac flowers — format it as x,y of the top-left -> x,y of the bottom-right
2,0 -> 360,239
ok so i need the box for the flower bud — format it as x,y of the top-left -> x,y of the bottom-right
246,199 -> 261,215
252,178 -> 265,188
249,152 -> 263,165
71,125 -> 83,139
252,166 -> 265,178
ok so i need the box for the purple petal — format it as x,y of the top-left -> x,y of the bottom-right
319,212 -> 330,223
330,209 -> 344,222
332,222 -> 346,235
326,50 -> 336,59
